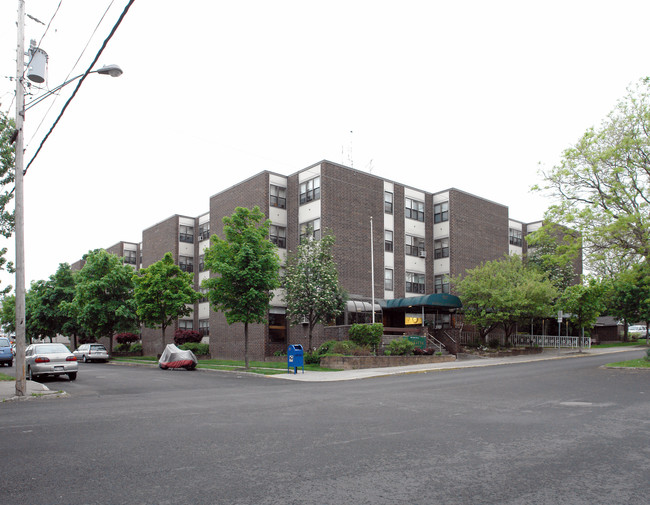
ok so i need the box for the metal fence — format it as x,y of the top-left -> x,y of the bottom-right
456,331 -> 591,349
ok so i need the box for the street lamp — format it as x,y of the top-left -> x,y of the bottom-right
25,64 -> 123,111
13,2 -> 122,396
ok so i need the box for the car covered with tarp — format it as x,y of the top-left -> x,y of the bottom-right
158,344 -> 197,370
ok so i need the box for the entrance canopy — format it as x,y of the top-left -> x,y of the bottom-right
379,293 -> 462,312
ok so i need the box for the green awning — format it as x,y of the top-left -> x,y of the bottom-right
380,293 -> 462,310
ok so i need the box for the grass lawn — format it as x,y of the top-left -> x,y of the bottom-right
592,339 -> 647,348
112,357 -> 339,374
0,372 -> 14,381
606,359 -> 650,368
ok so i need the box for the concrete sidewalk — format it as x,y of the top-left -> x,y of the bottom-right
270,346 -> 646,382
0,378 -> 68,402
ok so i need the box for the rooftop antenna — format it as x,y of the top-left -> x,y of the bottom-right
366,159 -> 374,174
348,130 -> 353,167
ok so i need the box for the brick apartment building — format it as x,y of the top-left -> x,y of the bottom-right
74,160 -> 574,359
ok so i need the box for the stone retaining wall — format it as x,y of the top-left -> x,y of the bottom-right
320,354 -> 456,370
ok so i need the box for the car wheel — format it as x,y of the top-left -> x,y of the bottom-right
27,366 -> 36,381
82,355 -> 88,363
68,372 -> 77,381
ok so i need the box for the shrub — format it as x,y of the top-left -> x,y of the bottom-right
304,350 -> 321,365
385,337 -> 415,356
115,333 -> 140,345
115,343 -> 131,352
413,347 -> 437,356
78,335 -> 97,344
487,337 -> 500,349
349,323 -> 383,348
644,348 -> 650,362
274,349 -> 287,357
317,340 -> 369,356
130,342 -> 143,352
174,329 -> 202,345
179,342 -> 209,355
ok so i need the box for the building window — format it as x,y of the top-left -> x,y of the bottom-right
405,235 -> 425,257
198,255 -> 205,272
509,228 -> 523,247
198,287 -> 208,303
123,250 -> 137,265
270,185 -> 287,209
179,225 -> 194,243
178,319 -> 193,331
406,272 -> 425,294
179,256 -> 193,273
384,230 -> 394,252
300,218 -> 321,241
269,225 -> 287,248
434,238 -> 449,259
384,191 -> 393,214
405,198 -> 425,222
299,176 -> 321,204
434,202 -> 449,223
198,319 -> 209,336
268,312 -> 287,343
384,268 -> 394,291
435,274 -> 450,294
198,222 -> 210,241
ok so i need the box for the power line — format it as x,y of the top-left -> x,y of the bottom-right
24,0 -> 135,175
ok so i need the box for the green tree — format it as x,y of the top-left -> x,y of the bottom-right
535,77 -> 650,272
202,207 -> 281,368
606,262 -> 650,342
558,279 -> 605,349
453,255 -> 558,344
0,111 -> 15,239
70,250 -> 138,353
133,252 -> 200,350
24,264 -> 78,344
284,231 -> 346,350
0,112 -> 16,296
0,294 -> 15,335
526,225 -> 579,291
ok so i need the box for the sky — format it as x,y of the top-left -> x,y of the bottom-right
0,0 -> 649,290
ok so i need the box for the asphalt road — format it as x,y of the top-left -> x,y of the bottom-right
1,350 -> 648,505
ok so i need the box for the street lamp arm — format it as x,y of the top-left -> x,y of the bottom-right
25,65 -> 123,111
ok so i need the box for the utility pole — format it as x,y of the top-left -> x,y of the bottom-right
14,0 -> 26,396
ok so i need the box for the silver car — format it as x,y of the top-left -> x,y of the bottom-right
73,343 -> 110,363
25,343 -> 78,381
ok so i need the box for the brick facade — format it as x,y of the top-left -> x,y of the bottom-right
72,159 -> 568,361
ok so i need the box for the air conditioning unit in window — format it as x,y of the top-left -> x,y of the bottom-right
301,317 -> 309,326
419,250 -> 427,258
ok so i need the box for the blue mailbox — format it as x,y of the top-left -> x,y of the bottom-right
287,344 -> 304,374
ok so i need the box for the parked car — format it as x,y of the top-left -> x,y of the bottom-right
628,325 -> 647,333
25,343 -> 78,381
0,337 -> 12,367
73,343 -> 110,363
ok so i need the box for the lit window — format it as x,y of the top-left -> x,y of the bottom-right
434,202 -> 449,223
299,177 -> 321,204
